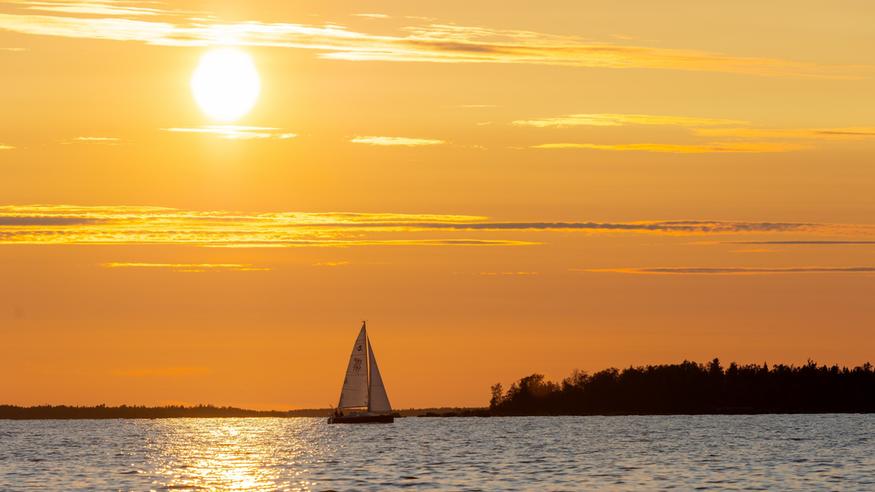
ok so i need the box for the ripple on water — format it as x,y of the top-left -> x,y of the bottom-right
0,415 -> 873,490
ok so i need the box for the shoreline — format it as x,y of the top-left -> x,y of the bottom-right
1,407 -> 873,420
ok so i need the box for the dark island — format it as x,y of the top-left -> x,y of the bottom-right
489,359 -> 875,415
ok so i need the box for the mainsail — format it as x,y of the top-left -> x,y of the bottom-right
367,337 -> 392,413
336,322 -> 393,414
338,324 -> 369,409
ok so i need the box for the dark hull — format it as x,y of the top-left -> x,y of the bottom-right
328,414 -> 394,424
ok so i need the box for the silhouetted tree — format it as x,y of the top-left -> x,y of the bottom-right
489,359 -> 875,416
490,383 -> 504,408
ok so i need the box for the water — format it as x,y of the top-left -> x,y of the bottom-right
0,415 -> 873,490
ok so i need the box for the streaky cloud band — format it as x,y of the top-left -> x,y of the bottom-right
1,205 -> 871,248
0,7 -> 866,78
579,266 -> 875,275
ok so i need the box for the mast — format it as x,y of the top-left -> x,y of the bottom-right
365,321 -> 371,412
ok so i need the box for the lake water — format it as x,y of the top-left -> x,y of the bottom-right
1,415 -> 873,490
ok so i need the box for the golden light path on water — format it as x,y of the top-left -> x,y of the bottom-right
146,419 -> 323,491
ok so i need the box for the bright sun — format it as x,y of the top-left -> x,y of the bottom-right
191,48 -> 260,122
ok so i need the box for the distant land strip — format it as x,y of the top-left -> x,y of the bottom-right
0,405 -> 486,420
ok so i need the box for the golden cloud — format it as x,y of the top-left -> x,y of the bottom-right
350,136 -> 445,146
578,266 -> 875,275
530,142 -> 807,153
692,127 -> 875,140
2,205 -> 872,248
513,113 -> 747,128
163,126 -> 296,140
62,136 -> 121,145
0,6 -> 864,78
20,1 -> 162,17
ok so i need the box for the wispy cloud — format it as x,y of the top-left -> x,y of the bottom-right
726,240 -> 875,245
513,113 -> 746,128
479,271 -> 539,276
1,46 -> 27,51
0,205 -> 527,247
313,260 -> 350,267
579,266 -> 875,275
102,262 -> 269,272
2,205 -> 872,248
19,1 -> 162,17
0,7 -> 863,78
515,114 -> 874,153
350,136 -> 445,146
62,136 -> 120,145
693,127 -> 875,140
163,126 -> 297,140
0,144 -> 14,150
531,142 -> 806,153
455,104 -> 498,109
353,13 -> 390,19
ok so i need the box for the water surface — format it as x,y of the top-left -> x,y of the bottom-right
1,415 -> 873,490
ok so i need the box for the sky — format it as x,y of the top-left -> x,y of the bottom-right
1,0 -> 874,409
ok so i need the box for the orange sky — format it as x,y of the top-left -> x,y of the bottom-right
1,0 -> 874,409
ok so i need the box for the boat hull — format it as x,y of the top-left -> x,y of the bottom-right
327,414 -> 394,424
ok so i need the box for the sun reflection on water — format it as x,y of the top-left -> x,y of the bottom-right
144,418 -> 320,491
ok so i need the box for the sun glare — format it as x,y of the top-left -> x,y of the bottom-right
191,48 -> 260,122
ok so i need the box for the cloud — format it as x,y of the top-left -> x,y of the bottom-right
369,220 -> 814,233
350,136 -> 445,146
454,104 -> 498,108
2,205 -> 871,249
514,115 -> 873,154
1,47 -> 27,51
479,271 -> 539,276
0,205 -> 533,247
0,216 -> 99,225
726,240 -> 875,245
163,126 -> 297,140
513,113 -> 746,128
0,144 -> 14,150
313,261 -> 350,267
353,13 -> 390,19
62,136 -> 120,145
0,7 -> 863,78
102,262 -> 269,272
693,127 -> 875,140
530,142 -> 807,153
20,1 -> 162,17
578,266 -> 875,275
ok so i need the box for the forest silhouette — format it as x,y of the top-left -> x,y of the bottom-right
489,359 -> 875,415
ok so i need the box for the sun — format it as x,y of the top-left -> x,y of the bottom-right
191,48 -> 261,122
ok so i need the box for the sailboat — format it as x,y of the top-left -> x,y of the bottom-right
328,321 -> 394,424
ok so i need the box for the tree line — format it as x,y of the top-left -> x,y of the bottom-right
489,359 -> 875,415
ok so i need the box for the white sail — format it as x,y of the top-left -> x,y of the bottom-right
367,337 -> 392,413
338,324 -> 369,409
